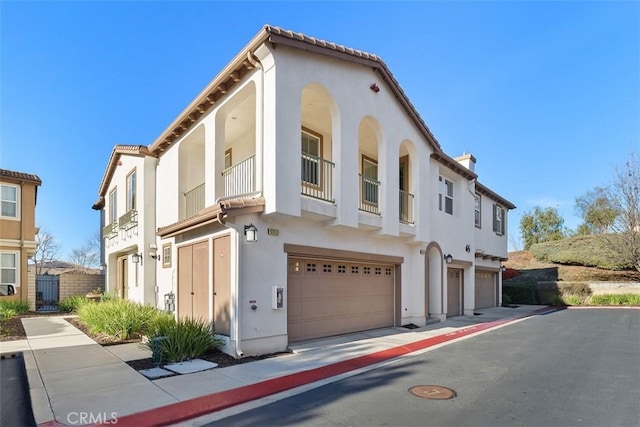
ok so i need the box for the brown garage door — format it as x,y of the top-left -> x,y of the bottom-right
287,257 -> 395,342
475,270 -> 496,309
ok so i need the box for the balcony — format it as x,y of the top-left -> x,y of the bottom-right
118,209 -> 138,231
301,153 -> 335,203
184,183 -> 205,218
399,190 -> 415,224
359,174 -> 380,215
222,155 -> 255,199
102,222 -> 118,239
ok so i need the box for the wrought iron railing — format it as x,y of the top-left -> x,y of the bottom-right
184,183 -> 205,218
399,190 -> 415,224
102,222 -> 118,239
359,174 -> 380,214
222,154 -> 255,198
118,209 -> 138,231
301,153 -> 335,203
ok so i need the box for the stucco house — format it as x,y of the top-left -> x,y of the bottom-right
93,25 -> 515,358
0,168 -> 41,306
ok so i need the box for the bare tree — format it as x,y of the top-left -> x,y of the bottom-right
33,228 -> 60,275
608,152 -> 640,271
68,242 -> 99,273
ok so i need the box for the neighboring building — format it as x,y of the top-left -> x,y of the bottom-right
0,169 -> 42,304
93,25 -> 515,358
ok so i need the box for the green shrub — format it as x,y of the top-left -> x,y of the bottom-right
145,316 -> 222,364
503,284 -> 538,304
559,282 -> 592,298
530,234 -> 632,270
58,295 -> 89,313
0,300 -> 30,314
0,306 -> 17,321
590,294 -> 640,306
78,299 -> 161,340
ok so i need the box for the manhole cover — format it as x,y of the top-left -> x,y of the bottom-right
409,385 -> 456,400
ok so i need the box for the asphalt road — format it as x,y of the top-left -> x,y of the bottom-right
0,352 -> 37,427
205,308 -> 640,427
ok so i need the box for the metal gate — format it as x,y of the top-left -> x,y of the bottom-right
35,275 -> 59,312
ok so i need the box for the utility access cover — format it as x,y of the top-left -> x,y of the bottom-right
409,385 -> 456,400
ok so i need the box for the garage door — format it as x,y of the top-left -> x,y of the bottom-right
287,257 -> 395,342
475,270 -> 496,309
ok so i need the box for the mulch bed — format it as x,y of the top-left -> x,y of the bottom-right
0,311 -> 68,342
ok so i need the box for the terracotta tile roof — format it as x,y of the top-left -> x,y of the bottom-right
157,197 -> 266,238
0,168 -> 42,185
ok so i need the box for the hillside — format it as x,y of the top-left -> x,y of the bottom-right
504,251 -> 640,283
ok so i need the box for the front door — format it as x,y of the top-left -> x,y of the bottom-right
177,240 -> 210,320
116,255 -> 129,299
213,235 -> 231,335
447,269 -> 462,317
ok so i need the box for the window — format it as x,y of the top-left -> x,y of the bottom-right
126,170 -> 136,212
301,129 -> 322,186
108,188 -> 117,224
1,184 -> 18,219
474,194 -> 481,228
362,156 -> 379,205
162,243 -> 172,268
0,252 -> 17,296
493,204 -> 506,235
439,176 -> 453,214
224,149 -> 232,170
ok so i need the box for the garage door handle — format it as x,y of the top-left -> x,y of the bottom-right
190,292 -> 195,295
214,292 -> 217,296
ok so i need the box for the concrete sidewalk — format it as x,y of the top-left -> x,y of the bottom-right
0,305 -> 552,426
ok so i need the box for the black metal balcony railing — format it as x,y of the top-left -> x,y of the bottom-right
359,174 -> 380,214
222,155 -> 255,198
301,153 -> 335,203
118,209 -> 138,231
399,189 -> 415,224
184,183 -> 205,218
102,222 -> 118,239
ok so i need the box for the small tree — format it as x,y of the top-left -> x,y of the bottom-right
608,152 -> 640,271
520,206 -> 566,250
575,186 -> 620,234
33,228 -> 60,274
68,243 -> 99,273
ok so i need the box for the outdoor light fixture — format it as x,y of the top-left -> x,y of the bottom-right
148,243 -> 160,261
131,252 -> 142,265
500,265 -> 507,272
444,253 -> 453,264
244,223 -> 258,243
149,252 -> 160,261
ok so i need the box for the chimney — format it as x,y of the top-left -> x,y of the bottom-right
455,153 -> 476,172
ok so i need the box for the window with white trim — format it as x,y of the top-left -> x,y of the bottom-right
1,184 -> 18,219
0,252 -> 17,296
126,170 -> 136,212
108,188 -> 117,224
493,204 -> 506,235
439,176 -> 453,215
474,194 -> 481,228
301,129 -> 322,186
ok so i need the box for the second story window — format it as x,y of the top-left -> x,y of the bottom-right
439,176 -> 453,215
0,184 -> 18,219
109,188 -> 117,224
493,204 -> 505,235
126,170 -> 136,212
474,194 -> 481,228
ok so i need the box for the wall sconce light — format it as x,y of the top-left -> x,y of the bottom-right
465,244 -> 471,253
244,223 -> 258,243
149,252 -> 161,261
444,253 -> 453,264
500,265 -> 507,272
148,243 -> 160,261
131,253 -> 143,265
370,83 -> 380,93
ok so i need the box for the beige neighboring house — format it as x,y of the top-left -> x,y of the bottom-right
0,168 -> 42,304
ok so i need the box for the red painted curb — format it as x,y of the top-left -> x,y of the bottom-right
91,306 -> 555,427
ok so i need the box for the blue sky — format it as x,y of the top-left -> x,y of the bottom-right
1,1 -> 638,258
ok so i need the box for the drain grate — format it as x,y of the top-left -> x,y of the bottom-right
409,385 -> 456,400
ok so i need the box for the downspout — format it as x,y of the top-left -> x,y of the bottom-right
216,210 -> 244,357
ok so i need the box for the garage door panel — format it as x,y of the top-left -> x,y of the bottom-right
288,257 -> 395,342
475,271 -> 496,308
